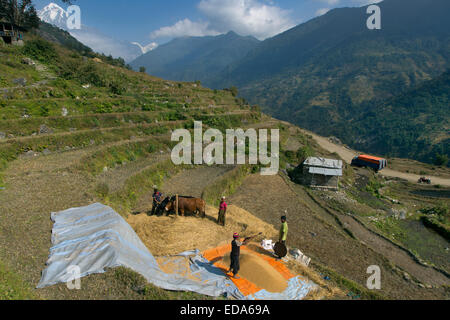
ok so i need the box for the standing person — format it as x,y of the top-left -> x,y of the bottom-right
227,233 -> 249,279
150,187 -> 163,216
217,196 -> 227,226
279,216 -> 288,245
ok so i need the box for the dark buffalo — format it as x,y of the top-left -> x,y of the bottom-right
164,196 -> 206,218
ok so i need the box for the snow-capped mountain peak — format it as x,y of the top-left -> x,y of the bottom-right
37,2 -> 154,62
38,3 -> 68,30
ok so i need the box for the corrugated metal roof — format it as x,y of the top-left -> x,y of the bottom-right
303,157 -> 343,169
309,167 -> 343,176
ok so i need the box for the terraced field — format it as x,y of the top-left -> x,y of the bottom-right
0,37 -> 269,299
0,34 -> 449,300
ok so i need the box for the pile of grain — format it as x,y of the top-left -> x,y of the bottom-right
223,251 -> 288,293
127,204 -> 278,256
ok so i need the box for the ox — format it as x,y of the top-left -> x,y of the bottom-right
164,196 -> 206,218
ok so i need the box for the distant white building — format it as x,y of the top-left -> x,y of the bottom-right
298,157 -> 343,190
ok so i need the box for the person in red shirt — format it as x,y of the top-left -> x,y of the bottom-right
217,196 -> 227,226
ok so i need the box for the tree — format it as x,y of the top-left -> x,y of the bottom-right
296,146 -> 313,163
434,153 -> 449,167
139,66 -> 146,73
229,86 -> 238,97
0,0 -> 38,30
0,0 -> 74,30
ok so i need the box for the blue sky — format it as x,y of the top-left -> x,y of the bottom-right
35,0 -> 380,46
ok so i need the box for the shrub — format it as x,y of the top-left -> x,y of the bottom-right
434,153 -> 449,167
366,178 -> 384,198
109,80 -> 126,95
95,182 -> 109,199
296,146 -> 314,163
39,105 -> 49,117
22,39 -> 57,63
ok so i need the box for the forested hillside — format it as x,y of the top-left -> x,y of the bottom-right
338,70 -> 450,164
209,0 -> 450,164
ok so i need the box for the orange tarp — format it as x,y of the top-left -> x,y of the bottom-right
202,243 -> 295,297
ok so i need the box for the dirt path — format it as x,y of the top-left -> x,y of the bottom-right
229,173 -> 447,299
301,129 -> 450,187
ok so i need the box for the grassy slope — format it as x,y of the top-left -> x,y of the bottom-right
0,33 -> 260,299
0,261 -> 37,300
0,32 -> 324,300
0,29 -> 448,300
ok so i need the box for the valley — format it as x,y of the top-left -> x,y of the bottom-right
0,0 -> 448,301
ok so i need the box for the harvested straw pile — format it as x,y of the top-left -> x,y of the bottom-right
127,204 -> 278,256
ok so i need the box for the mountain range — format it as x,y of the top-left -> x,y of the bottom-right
38,0 -> 449,164
130,31 -> 260,84
129,0 -> 449,164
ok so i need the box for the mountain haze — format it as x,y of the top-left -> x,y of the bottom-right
130,31 -> 260,85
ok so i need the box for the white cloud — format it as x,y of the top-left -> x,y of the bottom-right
352,0 -> 383,5
131,42 -> 159,54
313,0 -> 383,6
315,8 -> 330,16
149,0 -> 296,41
314,0 -> 340,5
150,18 -> 220,39
70,27 -> 142,62
198,0 -> 296,39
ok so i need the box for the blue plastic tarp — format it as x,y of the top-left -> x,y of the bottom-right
37,203 -> 316,300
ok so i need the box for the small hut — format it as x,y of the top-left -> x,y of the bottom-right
296,157 -> 343,190
0,20 -> 25,45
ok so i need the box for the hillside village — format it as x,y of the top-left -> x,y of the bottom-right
0,1 -> 449,301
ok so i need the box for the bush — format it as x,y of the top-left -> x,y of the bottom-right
227,86 -> 238,97
39,105 -> 49,117
95,182 -> 109,199
366,178 -> 384,198
434,153 -> 449,167
22,39 -> 57,63
109,80 -> 126,95
420,204 -> 449,221
296,146 -> 313,163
